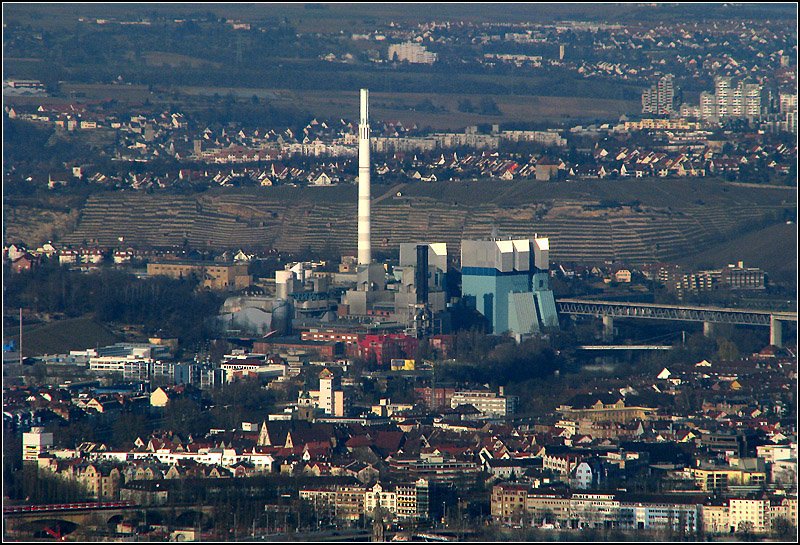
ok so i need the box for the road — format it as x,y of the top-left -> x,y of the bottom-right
238,529 -> 371,541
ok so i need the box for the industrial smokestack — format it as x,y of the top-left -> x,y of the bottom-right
358,88 -> 371,266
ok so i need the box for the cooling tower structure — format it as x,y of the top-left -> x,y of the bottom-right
358,88 -> 371,266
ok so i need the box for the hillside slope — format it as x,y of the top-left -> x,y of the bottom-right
7,180 -> 795,274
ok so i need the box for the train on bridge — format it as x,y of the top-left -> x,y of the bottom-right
3,501 -> 136,514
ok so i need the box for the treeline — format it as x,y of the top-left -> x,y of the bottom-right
4,118 -> 95,172
439,329 -> 564,386
4,261 -> 223,345
5,464 -> 91,504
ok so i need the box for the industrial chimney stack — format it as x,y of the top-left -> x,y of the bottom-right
358,88 -> 371,266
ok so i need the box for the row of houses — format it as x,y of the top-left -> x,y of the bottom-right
4,242 -> 265,271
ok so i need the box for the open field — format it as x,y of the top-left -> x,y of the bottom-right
142,51 -> 224,69
177,87 -> 637,128
8,317 -> 121,357
267,89 -> 637,129
5,3 -> 794,32
4,81 -> 638,129
60,83 -> 153,102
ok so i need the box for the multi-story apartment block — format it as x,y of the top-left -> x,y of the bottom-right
642,74 -> 675,115
702,503 -> 730,534
78,464 -> 123,500
675,497 -> 797,536
491,483 -> 531,523
720,262 -> 766,290
700,91 -> 717,120
697,77 -> 763,122
691,466 -> 767,492
22,427 -> 54,462
526,493 -> 571,524
728,498 -> 771,534
570,493 -> 621,529
617,502 -> 700,533
756,443 -> 797,463
769,497 -> 797,531
542,451 -> 584,476
779,93 -> 797,114
450,387 -> 518,418
395,479 -> 429,521
715,77 -> 733,119
300,480 -> 429,522
147,261 -> 251,290
388,42 -> 437,64
741,83 -> 763,119
779,92 -> 798,133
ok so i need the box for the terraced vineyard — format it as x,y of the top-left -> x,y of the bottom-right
45,180 -> 794,271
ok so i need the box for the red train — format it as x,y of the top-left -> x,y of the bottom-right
3,501 -> 136,514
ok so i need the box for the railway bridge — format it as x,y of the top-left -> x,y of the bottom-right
557,299 -> 797,346
3,502 -> 215,539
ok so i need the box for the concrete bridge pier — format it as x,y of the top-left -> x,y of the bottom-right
770,316 -> 783,347
602,315 -> 614,341
703,321 -> 716,338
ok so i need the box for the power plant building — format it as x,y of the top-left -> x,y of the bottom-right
461,237 -> 558,336
393,242 -> 449,336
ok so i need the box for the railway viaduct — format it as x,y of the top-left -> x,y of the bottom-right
3,503 -> 215,539
557,299 -> 797,346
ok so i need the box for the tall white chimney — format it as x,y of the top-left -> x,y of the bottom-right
358,88 -> 371,266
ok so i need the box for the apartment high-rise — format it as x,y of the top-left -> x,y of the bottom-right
715,77 -> 733,119
780,92 -> 797,134
642,74 -> 675,115
699,77 -> 763,122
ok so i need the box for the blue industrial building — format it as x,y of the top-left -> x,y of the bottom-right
461,238 -> 558,336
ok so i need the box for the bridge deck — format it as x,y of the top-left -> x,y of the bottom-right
576,345 -> 673,350
557,299 -> 796,325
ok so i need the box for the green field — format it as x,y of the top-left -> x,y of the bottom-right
5,3 -> 794,32
8,316 -> 121,357
256,89 -> 638,129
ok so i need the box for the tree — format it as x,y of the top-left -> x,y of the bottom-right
479,97 -> 501,116
771,516 -> 794,539
716,338 -> 740,361
164,397 -> 208,436
112,412 -> 151,447
736,520 -> 755,540
457,99 -> 476,113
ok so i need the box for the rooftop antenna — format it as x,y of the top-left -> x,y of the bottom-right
490,223 -> 499,240
19,308 -> 23,366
